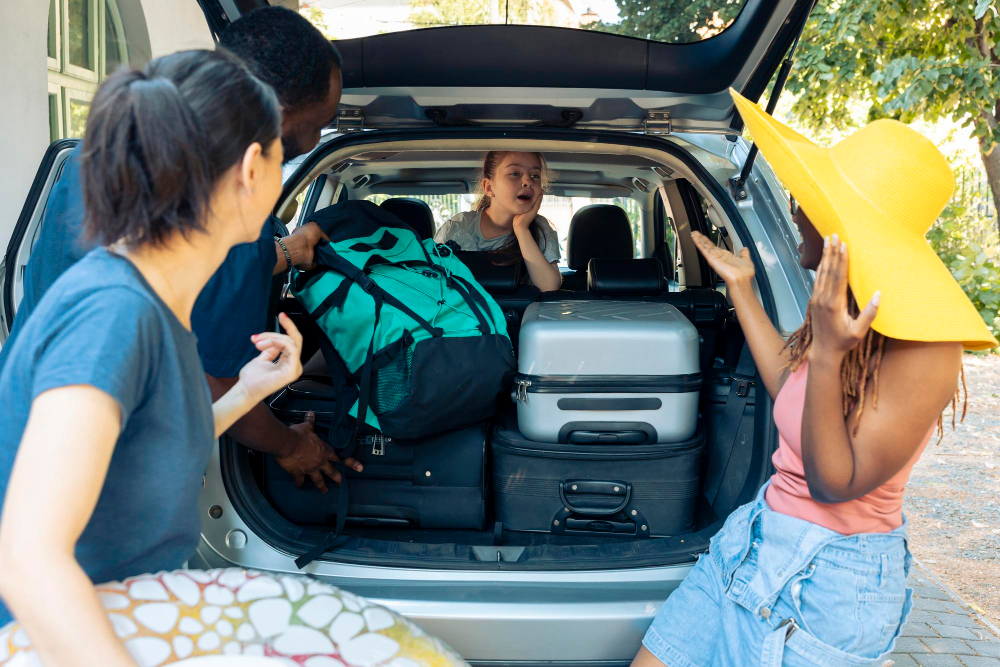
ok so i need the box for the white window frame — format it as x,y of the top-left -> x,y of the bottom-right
48,0 -> 128,141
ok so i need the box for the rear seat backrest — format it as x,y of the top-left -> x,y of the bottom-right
587,257 -> 666,296
379,197 -> 436,241
562,204 -> 634,290
453,250 -> 540,349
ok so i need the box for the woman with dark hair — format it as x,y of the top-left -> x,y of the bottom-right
435,151 -> 562,291
632,91 -> 997,667
0,50 -> 301,664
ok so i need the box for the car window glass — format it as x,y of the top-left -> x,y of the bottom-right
365,193 -> 644,267
303,0 -> 747,45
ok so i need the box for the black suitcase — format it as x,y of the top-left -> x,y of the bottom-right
491,409 -> 705,538
266,379 -> 487,530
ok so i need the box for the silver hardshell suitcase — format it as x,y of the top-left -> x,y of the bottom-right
514,300 -> 701,444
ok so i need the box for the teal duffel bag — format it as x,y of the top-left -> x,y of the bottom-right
292,200 -> 516,442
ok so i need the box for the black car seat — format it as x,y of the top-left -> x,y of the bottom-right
562,204 -> 634,290
379,197 -> 435,241
453,250 -> 540,352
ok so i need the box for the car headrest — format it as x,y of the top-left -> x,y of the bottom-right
587,258 -> 666,296
379,197 -> 435,241
567,204 -> 634,271
454,250 -> 523,294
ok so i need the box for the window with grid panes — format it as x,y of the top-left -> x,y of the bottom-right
47,0 -> 132,141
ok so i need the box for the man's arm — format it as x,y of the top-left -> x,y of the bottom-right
206,374 -> 361,493
272,222 -> 328,275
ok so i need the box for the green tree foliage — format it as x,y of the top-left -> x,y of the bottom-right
594,0 -> 744,43
407,0 -> 557,28
786,1 -> 1000,233
300,3 -> 333,39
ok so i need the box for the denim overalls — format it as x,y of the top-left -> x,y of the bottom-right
643,483 -> 912,666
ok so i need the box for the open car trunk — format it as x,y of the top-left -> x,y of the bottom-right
216,126 -> 779,572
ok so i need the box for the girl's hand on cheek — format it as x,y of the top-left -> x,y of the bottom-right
808,234 -> 880,363
513,192 -> 543,235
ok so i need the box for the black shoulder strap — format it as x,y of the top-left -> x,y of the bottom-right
295,289 -> 385,570
702,343 -> 756,506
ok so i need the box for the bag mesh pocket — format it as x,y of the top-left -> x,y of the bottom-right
372,345 -> 413,414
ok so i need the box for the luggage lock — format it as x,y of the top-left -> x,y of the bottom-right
513,378 -> 532,401
360,433 -> 390,456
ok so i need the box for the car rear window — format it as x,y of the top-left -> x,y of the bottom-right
303,0 -> 746,44
366,193 -> 643,266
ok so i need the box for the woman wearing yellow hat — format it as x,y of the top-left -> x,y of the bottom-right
633,91 -> 997,667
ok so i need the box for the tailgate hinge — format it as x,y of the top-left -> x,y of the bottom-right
643,110 -> 673,135
336,108 -> 365,133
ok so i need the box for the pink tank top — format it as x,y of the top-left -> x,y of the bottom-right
765,363 -> 933,534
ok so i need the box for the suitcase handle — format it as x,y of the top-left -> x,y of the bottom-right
567,430 -> 649,444
559,480 -> 631,516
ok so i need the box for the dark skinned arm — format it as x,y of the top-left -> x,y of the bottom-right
206,373 -> 361,493
801,234 -> 961,503
691,231 -> 792,399
272,222 -> 329,276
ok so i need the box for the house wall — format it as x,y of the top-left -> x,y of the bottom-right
0,0 -> 214,250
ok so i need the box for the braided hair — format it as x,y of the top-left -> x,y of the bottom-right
783,293 -> 966,440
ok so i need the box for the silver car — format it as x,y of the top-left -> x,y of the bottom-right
2,1 -> 815,664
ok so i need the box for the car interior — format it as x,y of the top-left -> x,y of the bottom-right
219,138 -> 774,571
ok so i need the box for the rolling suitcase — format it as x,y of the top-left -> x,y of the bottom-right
513,300 -> 702,444
266,379 -> 487,531
491,410 -> 705,537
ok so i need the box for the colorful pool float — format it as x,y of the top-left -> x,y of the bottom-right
0,568 -> 468,666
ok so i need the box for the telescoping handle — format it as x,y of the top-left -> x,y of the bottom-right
559,480 -> 631,516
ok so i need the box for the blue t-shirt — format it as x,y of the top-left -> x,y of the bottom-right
0,144 -> 278,378
0,249 -> 214,626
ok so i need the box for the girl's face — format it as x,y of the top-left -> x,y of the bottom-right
792,196 -> 825,271
483,152 -> 542,220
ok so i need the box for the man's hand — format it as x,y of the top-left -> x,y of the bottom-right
287,222 -> 329,271
275,412 -> 363,493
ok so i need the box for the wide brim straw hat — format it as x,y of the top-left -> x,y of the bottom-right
730,89 -> 998,351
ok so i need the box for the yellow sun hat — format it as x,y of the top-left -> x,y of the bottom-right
730,89 -> 998,351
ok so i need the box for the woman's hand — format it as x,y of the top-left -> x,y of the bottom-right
240,313 -> 304,404
513,192 -> 543,235
691,230 -> 755,285
808,234 -> 880,362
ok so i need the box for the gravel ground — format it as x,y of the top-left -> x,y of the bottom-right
905,353 -> 1000,626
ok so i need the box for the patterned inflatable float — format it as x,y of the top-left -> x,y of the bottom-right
0,568 -> 468,667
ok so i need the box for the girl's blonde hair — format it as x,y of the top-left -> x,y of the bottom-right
474,151 -> 554,266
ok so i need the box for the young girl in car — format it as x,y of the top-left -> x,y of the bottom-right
632,91 -> 997,666
435,151 -> 562,291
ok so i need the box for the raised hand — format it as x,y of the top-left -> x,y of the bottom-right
240,313 -> 304,404
691,230 -> 755,285
809,233 -> 880,360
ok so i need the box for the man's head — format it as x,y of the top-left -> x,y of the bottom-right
220,7 -> 343,162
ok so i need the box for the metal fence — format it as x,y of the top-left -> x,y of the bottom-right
954,167 -> 996,219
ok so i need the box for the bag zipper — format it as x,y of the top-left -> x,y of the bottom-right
515,373 -> 702,395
